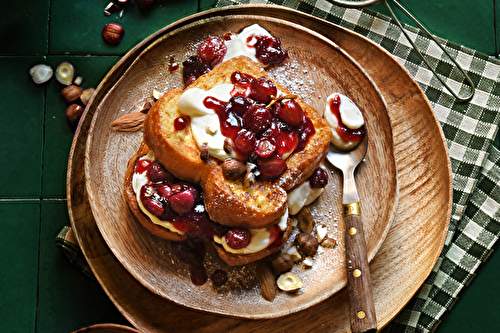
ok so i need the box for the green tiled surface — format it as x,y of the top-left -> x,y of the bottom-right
49,0 -> 199,54
42,55 -> 120,198
0,2 -> 49,55
0,57 -> 44,198
0,201 -> 40,333
37,200 -> 126,332
0,0 -> 499,331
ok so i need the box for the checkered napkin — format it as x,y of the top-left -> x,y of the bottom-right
210,0 -> 500,332
56,0 -> 500,331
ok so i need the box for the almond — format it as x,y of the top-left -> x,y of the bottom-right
110,112 -> 146,132
256,262 -> 276,301
296,207 -> 314,233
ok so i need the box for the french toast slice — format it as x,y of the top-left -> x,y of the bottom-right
143,56 -> 331,229
124,141 -> 187,242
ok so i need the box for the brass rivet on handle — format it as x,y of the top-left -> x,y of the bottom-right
349,227 -> 357,235
357,311 -> 366,319
353,269 -> 361,277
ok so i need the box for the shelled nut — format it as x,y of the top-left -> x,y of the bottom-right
61,85 -> 83,104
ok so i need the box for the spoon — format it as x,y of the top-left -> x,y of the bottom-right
326,133 -> 377,333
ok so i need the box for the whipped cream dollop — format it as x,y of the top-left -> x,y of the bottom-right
324,93 -> 365,150
177,84 -> 234,161
213,209 -> 289,254
223,24 -> 273,65
287,180 -> 324,215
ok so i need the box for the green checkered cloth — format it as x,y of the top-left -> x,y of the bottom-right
212,0 -> 500,331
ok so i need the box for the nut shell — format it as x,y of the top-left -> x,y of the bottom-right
55,62 -> 75,85
80,87 -> 95,105
29,64 -> 53,84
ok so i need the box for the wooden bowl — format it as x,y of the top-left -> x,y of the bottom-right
83,14 -> 398,318
72,323 -> 139,333
68,5 -> 451,331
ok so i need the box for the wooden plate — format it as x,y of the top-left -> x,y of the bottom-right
83,12 -> 397,318
68,5 -> 451,331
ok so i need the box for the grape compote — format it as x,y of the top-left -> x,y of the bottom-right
182,31 -> 288,86
201,71 -> 315,180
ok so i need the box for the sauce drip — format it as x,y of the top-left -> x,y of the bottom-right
330,94 -> 365,142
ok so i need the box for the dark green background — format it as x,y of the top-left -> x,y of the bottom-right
0,0 -> 498,332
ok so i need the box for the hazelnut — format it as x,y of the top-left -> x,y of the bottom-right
55,62 -> 75,85
277,272 -> 302,293
286,245 -> 302,262
61,85 -> 83,104
153,89 -> 163,100
80,87 -> 95,105
102,23 -> 125,45
321,237 -> 337,248
243,171 -> 256,186
303,257 -> 314,267
271,253 -> 293,274
73,76 -> 83,86
316,224 -> 328,242
65,104 -> 84,127
222,159 -> 246,180
29,64 -> 53,84
200,144 -> 209,161
295,232 -> 319,257
140,101 -> 152,114
223,137 -> 233,154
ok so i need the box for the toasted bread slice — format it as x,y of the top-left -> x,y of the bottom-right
124,141 -> 187,242
144,56 -> 331,229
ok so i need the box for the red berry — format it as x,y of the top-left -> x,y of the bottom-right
276,99 -> 304,126
231,71 -> 255,84
234,129 -> 256,153
255,138 -> 276,158
258,154 -> 287,178
249,77 -> 277,104
225,228 -> 251,249
309,167 -> 329,188
142,197 -> 164,216
154,184 -> 172,199
147,161 -> 175,183
243,105 -> 272,134
197,36 -> 227,67
227,95 -> 253,116
174,116 -> 188,130
211,269 -> 228,287
169,189 -> 195,215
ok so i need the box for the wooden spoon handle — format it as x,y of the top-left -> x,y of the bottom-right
344,203 -> 377,333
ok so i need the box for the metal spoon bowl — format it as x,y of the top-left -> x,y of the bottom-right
326,133 -> 377,333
